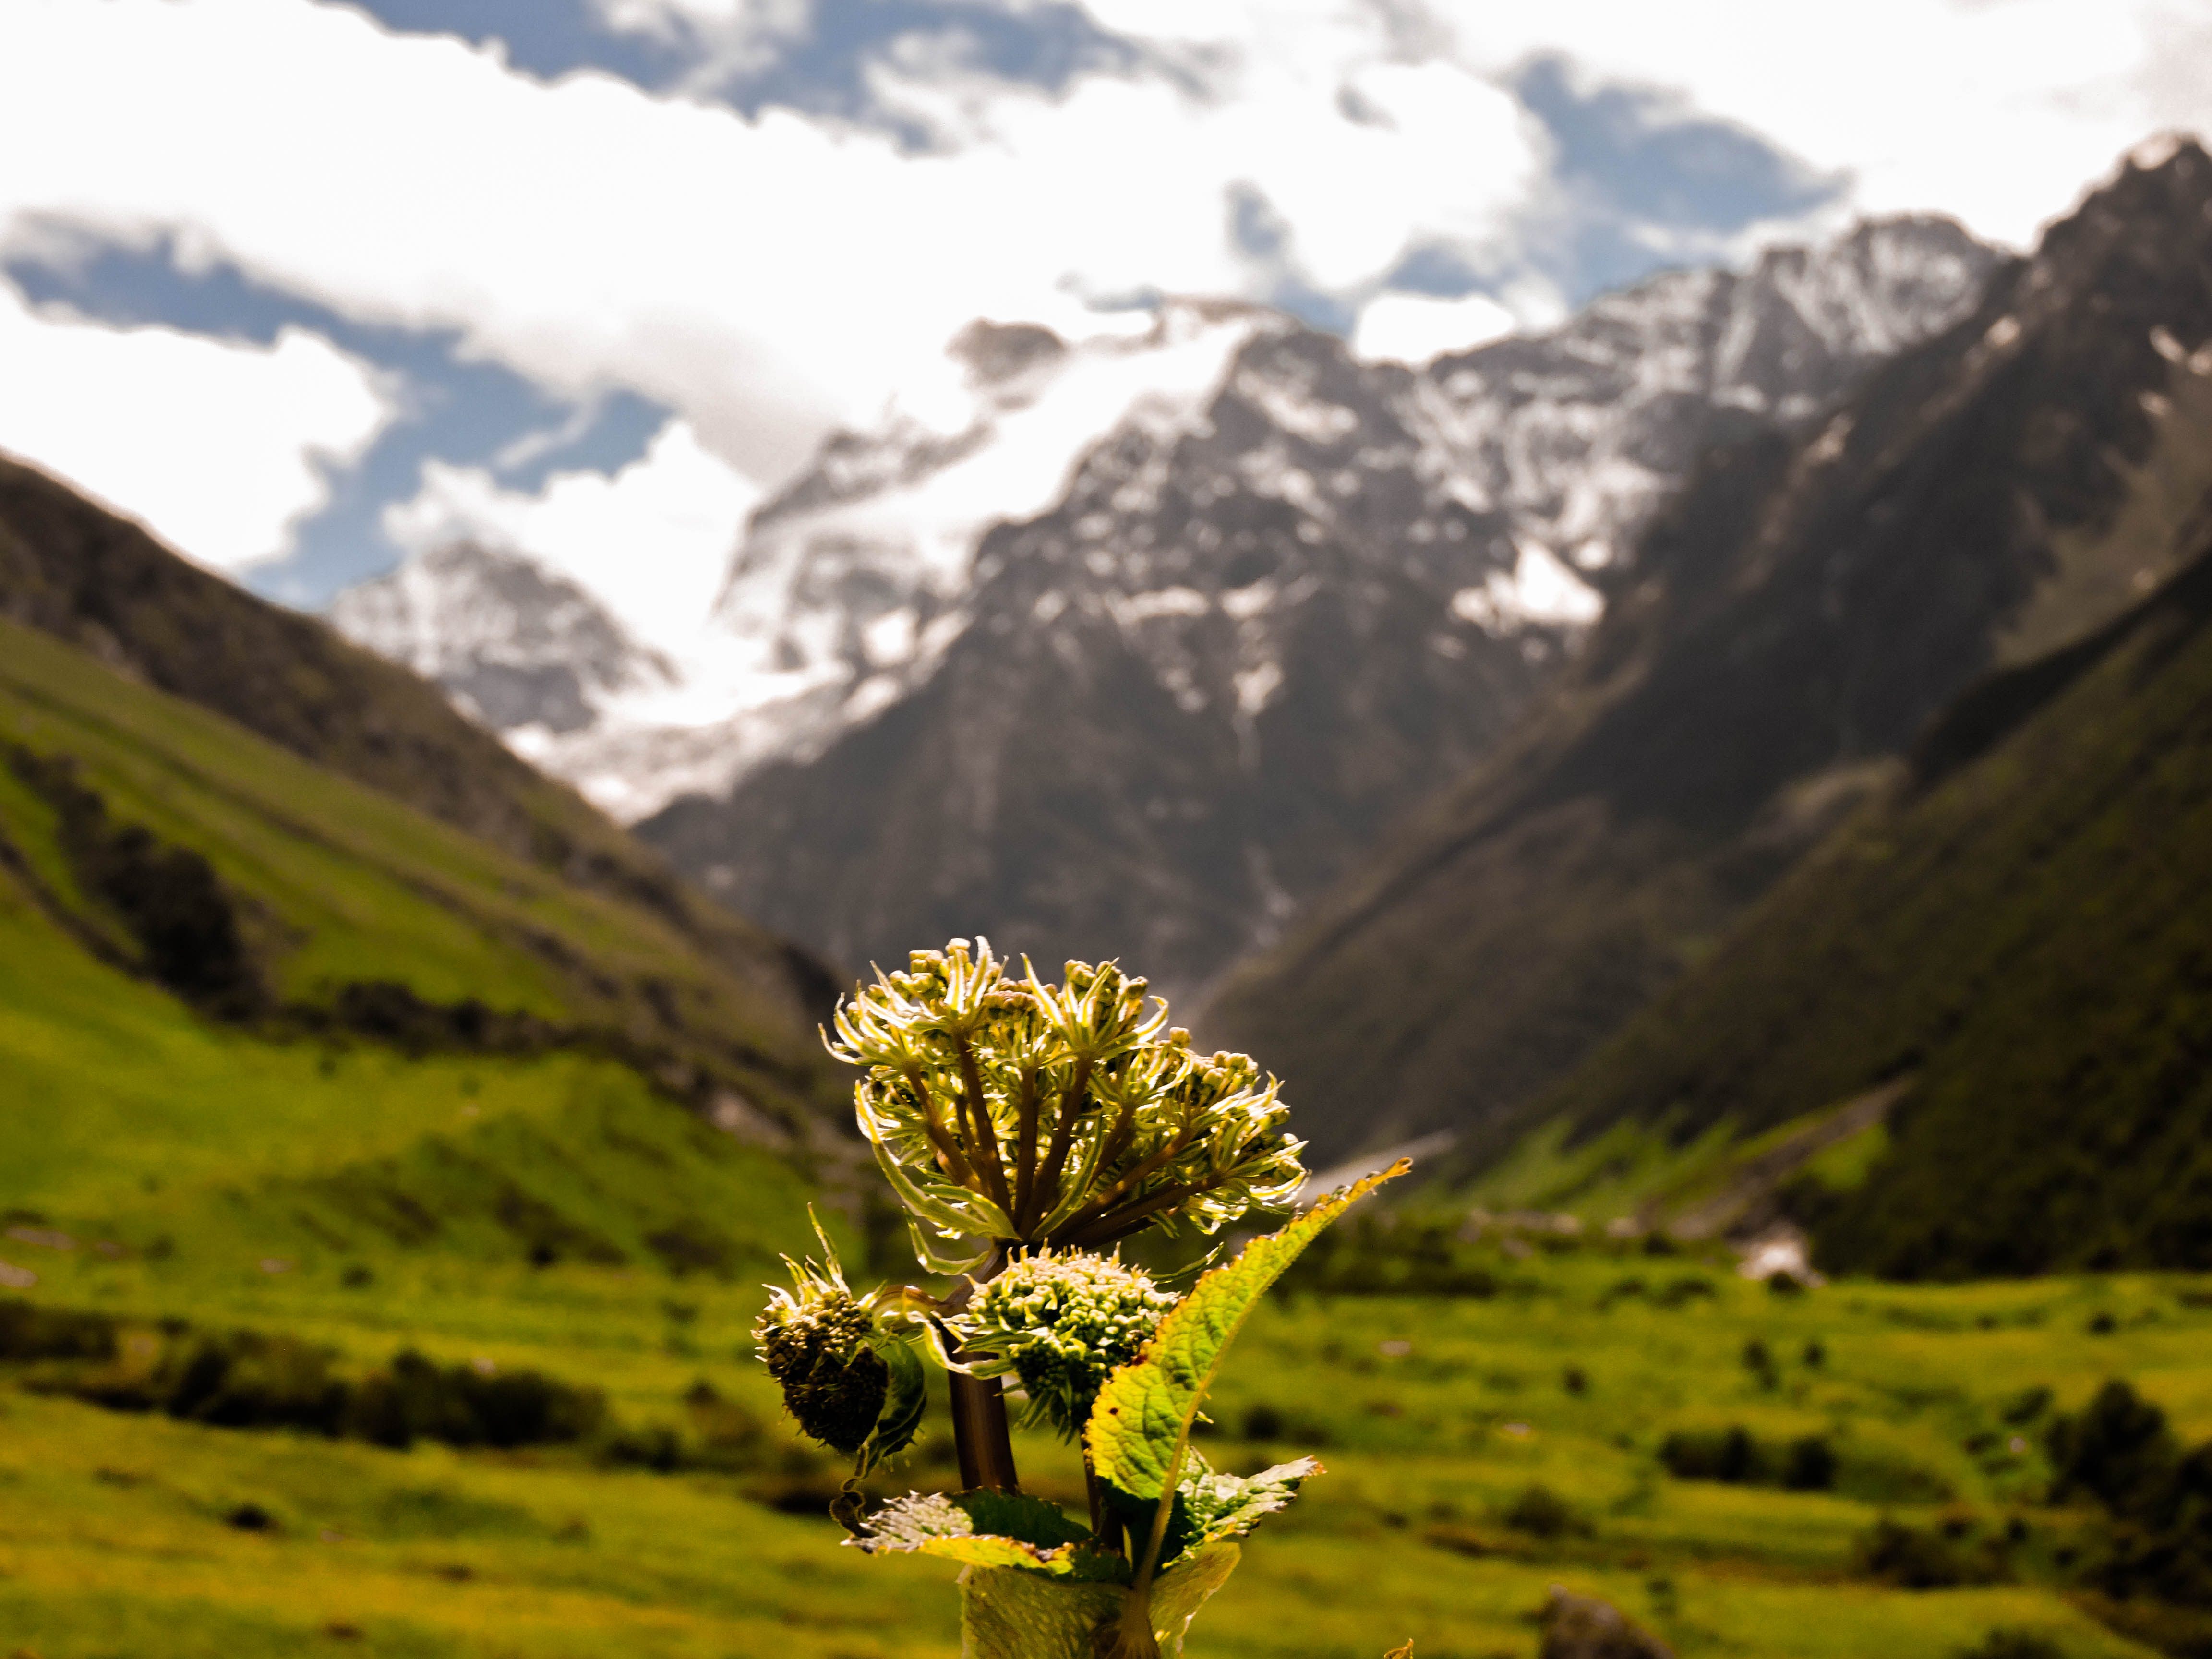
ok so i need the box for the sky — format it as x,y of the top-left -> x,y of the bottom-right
0,0 -> 2207,636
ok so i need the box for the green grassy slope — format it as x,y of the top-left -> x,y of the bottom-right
0,612 -> 853,1278
1516,524 -> 2212,1278
0,450 -> 834,1028
0,615 -> 839,1117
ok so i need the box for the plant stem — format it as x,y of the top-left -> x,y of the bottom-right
1085,1461 -> 1125,1557
941,1248 -> 1020,1492
949,1371 -> 1020,1491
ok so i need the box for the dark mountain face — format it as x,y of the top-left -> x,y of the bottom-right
1204,139 -> 2212,1166
646,326 -> 1558,997
0,452 -> 835,1038
637,218 -> 1994,1002
1546,524 -> 2212,1277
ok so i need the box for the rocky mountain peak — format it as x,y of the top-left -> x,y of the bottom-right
630,216 -> 2002,998
329,540 -> 672,736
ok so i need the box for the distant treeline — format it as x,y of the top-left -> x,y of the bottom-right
0,1298 -> 601,1451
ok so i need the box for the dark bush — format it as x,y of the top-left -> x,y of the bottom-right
5,1298 -> 609,1457
2048,1381 -> 2179,1517
347,1349 -> 604,1450
602,1424 -> 688,1472
1855,1517 -> 1992,1588
1654,1274 -> 1716,1308
1242,1402 -> 1285,1440
6,746 -> 261,1016
1782,1435 -> 1839,1491
1661,1425 -> 1766,1484
1743,1338 -> 1779,1389
1274,1214 -> 1503,1297
2002,1385 -> 2053,1425
1502,1482 -> 1590,1540
1953,1629 -> 2067,1659
159,1331 -> 349,1434
0,1298 -> 117,1362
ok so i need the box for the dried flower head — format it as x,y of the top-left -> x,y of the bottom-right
753,1217 -> 928,1471
948,1250 -> 1177,1437
755,1264 -> 889,1455
828,938 -> 1307,1272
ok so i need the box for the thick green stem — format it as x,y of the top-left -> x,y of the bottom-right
942,1248 -> 1020,1492
949,1371 -> 1019,1492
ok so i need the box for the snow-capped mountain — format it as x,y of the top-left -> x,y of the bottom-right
494,303 -> 1287,819
1402,215 -> 2003,575
330,214 -> 1998,991
329,540 -> 673,738
627,216 -> 2000,995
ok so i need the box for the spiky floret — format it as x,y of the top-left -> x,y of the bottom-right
948,1250 -> 1177,1438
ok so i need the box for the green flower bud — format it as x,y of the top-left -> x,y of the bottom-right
950,1250 -> 1178,1438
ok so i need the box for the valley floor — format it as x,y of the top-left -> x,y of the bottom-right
4,1241 -> 2205,1659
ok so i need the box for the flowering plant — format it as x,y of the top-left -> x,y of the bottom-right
756,938 -> 1402,1658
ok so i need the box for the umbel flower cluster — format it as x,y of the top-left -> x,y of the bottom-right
829,938 -> 1308,1270
755,938 -> 1403,1659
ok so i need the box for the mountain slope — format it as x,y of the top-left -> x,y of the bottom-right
1524,515 -> 2212,1277
0,608 -> 847,1283
0,451 -> 833,1029
1204,138 -> 2212,1166
634,219 -> 1993,997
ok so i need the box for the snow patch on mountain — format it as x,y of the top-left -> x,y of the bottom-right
328,541 -> 673,736
1450,542 -> 1604,635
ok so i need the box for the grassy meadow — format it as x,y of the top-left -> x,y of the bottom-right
6,1205 -> 2211,1659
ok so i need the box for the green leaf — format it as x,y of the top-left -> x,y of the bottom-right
1182,1457 -> 1321,1542
1099,1452 -> 1320,1568
854,1335 -> 927,1477
847,1491 -> 1102,1576
956,1543 -> 1241,1659
1083,1162 -> 1404,1576
952,1491 -> 1093,1552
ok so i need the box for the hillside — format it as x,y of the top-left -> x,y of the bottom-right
0,462 -> 856,1275
1205,137 -> 2212,1166
0,604 -> 854,1266
1497,517 -> 2212,1278
0,451 -> 834,1031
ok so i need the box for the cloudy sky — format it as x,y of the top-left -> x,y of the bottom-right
1,0 -> 2207,629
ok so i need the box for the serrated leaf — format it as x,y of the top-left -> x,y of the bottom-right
847,1490 -> 1098,1576
1083,1162 -> 1404,1577
952,1491 -> 1092,1551
1099,1451 -> 1320,1568
1182,1457 -> 1321,1542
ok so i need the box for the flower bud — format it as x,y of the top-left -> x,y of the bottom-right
950,1250 -> 1177,1437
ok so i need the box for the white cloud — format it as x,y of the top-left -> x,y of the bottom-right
1353,289 -> 1517,364
383,418 -> 758,656
0,0 -> 1553,487
0,282 -> 389,571
0,0 -> 2203,603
